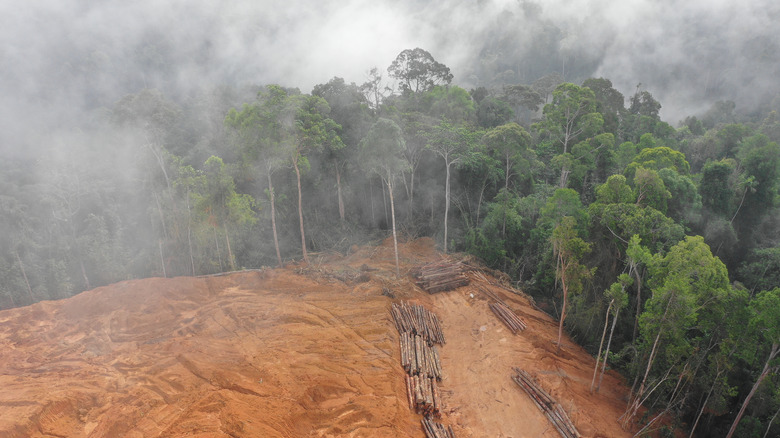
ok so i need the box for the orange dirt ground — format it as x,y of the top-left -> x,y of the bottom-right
0,238 -> 637,437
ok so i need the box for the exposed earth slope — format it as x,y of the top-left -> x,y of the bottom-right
0,238 -> 635,437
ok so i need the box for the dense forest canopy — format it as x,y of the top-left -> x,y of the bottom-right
2,1 -> 780,436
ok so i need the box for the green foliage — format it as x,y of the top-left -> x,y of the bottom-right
595,174 -> 634,204
476,96 -> 514,128
700,159 -> 737,216
626,146 -> 691,180
534,83 -> 603,156
359,118 -> 408,182
738,248 -> 780,294
387,47 -> 453,94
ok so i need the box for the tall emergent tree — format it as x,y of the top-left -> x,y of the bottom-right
426,120 -> 479,253
387,48 -> 453,94
281,90 -> 344,262
551,216 -> 592,353
225,85 -> 290,267
360,118 -> 408,278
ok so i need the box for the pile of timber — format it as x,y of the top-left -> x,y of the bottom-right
488,302 -> 527,334
390,301 -> 457,436
405,374 -> 443,416
400,332 -> 443,380
478,285 -> 507,306
422,416 -> 456,438
511,368 -> 581,438
411,261 -> 469,294
391,301 -> 446,345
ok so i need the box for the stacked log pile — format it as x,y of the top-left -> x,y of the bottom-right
405,374 -> 442,416
511,368 -> 581,438
422,416 -> 456,438
478,286 -> 527,334
411,261 -> 469,294
391,301 -> 446,345
391,301 -> 456,437
488,302 -> 527,334
400,332 -> 442,380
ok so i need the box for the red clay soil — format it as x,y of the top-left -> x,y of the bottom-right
0,238 -> 637,437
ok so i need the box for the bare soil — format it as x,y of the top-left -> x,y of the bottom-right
0,238 -> 636,437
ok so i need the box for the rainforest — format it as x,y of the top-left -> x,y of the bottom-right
1,1 -> 780,436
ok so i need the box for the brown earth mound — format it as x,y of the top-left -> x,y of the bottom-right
0,237 -> 635,437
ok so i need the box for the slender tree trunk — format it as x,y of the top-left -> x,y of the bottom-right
689,370 -> 722,438
505,156 -> 511,193
15,251 -> 35,303
598,307 -> 620,392
387,178 -> 400,278
153,191 -> 168,239
267,172 -> 282,267
726,343 -> 780,438
409,167 -> 416,221
186,187 -> 195,275
370,179 -> 376,226
556,254 -> 568,353
79,258 -> 91,291
336,166 -> 345,227
382,178 -> 389,227
762,404 -> 780,438
224,224 -> 235,271
730,185 -> 749,225
158,239 -> 167,277
631,263 -> 643,342
213,226 -> 222,271
625,301 -> 670,426
293,156 -> 308,263
444,161 -> 451,253
592,300 -> 613,393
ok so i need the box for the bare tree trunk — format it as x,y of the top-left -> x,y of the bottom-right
268,172 -> 282,267
726,343 -> 780,438
213,226 -> 222,271
387,178 -> 401,278
556,254 -> 568,353
624,301 -> 670,426
186,187 -> 195,275
598,307 -> 620,392
15,251 -> 35,303
336,166 -> 345,227
224,224 -> 236,271
370,179 -> 376,226
158,239 -> 167,277
382,178 -> 389,227
153,191 -> 168,239
730,185 -> 749,225
293,156 -> 308,263
409,167 -> 416,221
444,162 -> 451,253
79,258 -> 91,291
592,300 -> 613,393
631,263 -> 643,343
689,370 -> 722,438
762,404 -> 780,438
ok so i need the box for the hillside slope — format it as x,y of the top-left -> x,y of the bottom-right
0,238 -> 635,437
